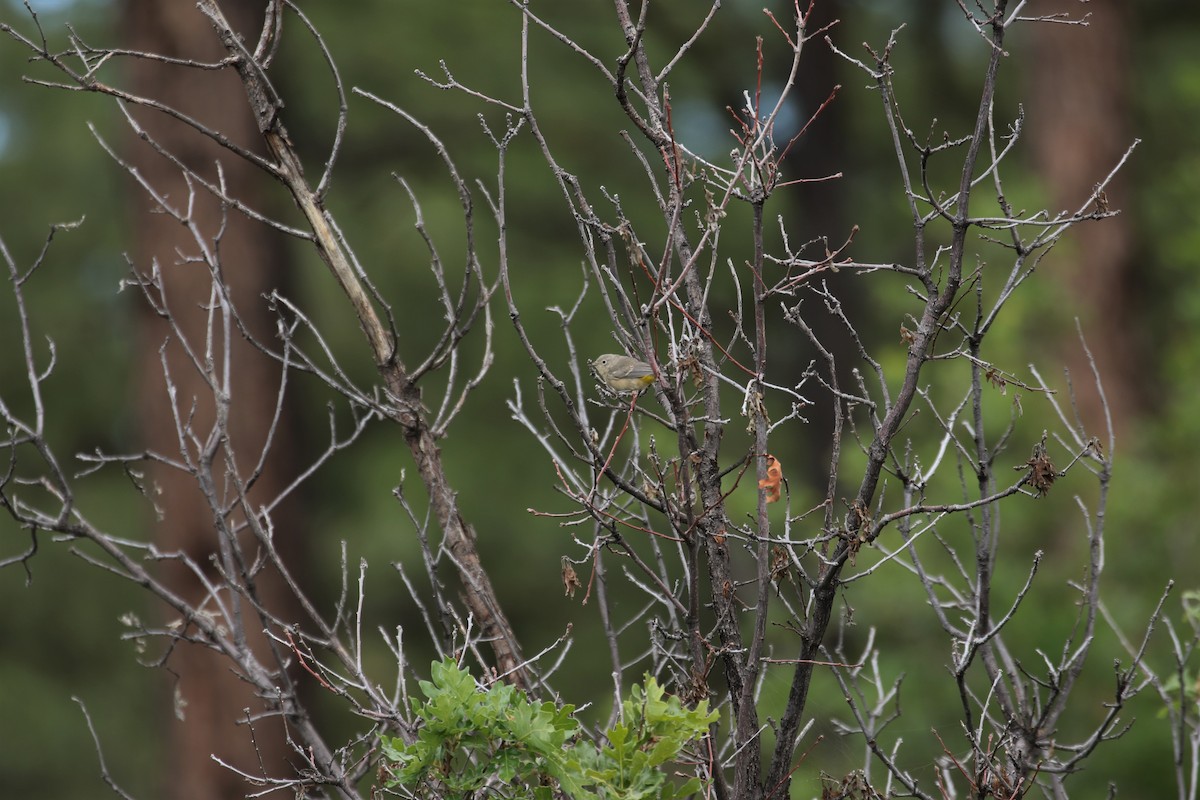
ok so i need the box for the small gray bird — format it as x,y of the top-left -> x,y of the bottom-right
591,353 -> 656,392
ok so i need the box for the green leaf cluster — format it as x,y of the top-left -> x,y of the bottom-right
383,659 -> 717,800
1156,589 -> 1200,718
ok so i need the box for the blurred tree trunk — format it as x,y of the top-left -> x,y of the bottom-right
1029,0 -> 1142,432
123,2 -> 302,797
776,0 -> 853,489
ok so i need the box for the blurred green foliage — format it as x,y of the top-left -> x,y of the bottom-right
2,1 -> 1199,797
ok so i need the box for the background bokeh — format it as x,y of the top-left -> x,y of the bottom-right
2,0 -> 1198,797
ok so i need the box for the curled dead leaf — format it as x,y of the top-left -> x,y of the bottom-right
561,556 -> 581,598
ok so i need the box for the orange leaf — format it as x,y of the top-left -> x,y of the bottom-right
758,454 -> 783,503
